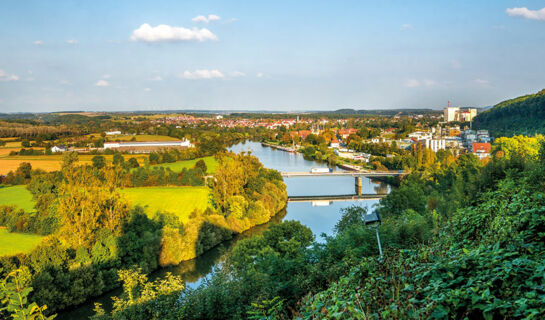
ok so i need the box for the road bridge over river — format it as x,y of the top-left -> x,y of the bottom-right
281,170 -> 403,200
287,193 -> 387,202
280,170 -> 405,178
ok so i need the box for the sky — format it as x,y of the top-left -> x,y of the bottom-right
0,0 -> 544,112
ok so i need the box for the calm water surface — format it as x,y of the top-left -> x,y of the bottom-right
61,141 -> 389,319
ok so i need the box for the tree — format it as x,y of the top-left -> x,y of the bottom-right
61,152 -> 79,171
0,268 -> 56,320
194,159 -> 207,174
112,153 -> 124,166
57,167 -> 129,247
92,156 -> 106,169
21,140 -> 30,148
210,154 -> 245,210
128,158 -> 139,168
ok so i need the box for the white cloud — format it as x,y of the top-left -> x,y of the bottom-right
150,75 -> 163,81
102,74 -> 111,79
0,69 -> 19,82
182,69 -> 224,79
33,40 -> 44,45
473,78 -> 491,87
230,71 -> 246,77
66,39 -> 78,45
404,79 -> 420,87
0,99 -> 3,104
256,72 -> 264,78
144,87 -> 152,92
95,79 -> 109,87
506,7 -> 545,21
401,24 -> 413,30
130,23 -> 217,42
60,80 -> 70,85
192,14 -> 221,23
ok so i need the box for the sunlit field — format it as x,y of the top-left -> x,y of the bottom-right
120,186 -> 211,222
0,154 -> 149,174
0,185 -> 36,212
151,156 -> 218,173
0,229 -> 43,256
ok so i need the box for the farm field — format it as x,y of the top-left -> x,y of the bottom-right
151,156 -> 218,173
120,186 -> 211,223
0,185 -> 36,212
0,154 -> 149,174
0,229 -> 43,256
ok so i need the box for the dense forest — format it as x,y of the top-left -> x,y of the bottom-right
473,88 -> 545,137
85,135 -> 545,319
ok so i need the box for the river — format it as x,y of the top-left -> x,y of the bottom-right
61,141 -> 389,319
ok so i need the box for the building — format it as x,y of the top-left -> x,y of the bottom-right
443,107 -> 477,122
103,139 -> 192,153
472,142 -> 491,159
444,107 -> 460,122
338,128 -> 358,140
105,131 -> 122,135
408,131 -> 432,140
330,138 -> 340,148
51,145 -> 67,153
459,109 -> 477,122
418,138 -> 446,152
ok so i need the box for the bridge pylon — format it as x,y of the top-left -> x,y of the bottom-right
355,176 -> 362,195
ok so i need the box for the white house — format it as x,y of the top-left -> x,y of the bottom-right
51,145 -> 68,153
105,131 -> 122,136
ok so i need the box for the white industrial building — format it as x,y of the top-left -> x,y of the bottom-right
419,138 -> 446,152
103,139 -> 192,153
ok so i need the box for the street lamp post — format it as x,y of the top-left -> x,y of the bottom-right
364,212 -> 383,259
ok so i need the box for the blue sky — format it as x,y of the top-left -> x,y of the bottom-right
1,0 -> 544,112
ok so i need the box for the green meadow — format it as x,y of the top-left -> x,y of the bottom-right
0,229 -> 43,256
0,185 -> 36,212
120,186 -> 211,223
150,156 -> 218,174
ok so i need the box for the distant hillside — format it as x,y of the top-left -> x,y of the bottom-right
473,89 -> 545,137
327,108 -> 442,116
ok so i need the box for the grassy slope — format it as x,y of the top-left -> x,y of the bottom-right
0,229 -> 43,256
120,186 -> 211,223
150,156 -> 218,173
0,185 -> 36,212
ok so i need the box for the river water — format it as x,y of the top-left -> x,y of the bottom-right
61,141 -> 389,319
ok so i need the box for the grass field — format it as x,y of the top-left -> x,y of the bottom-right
0,186 -> 36,212
0,229 -> 43,256
120,186 -> 211,222
151,156 -> 218,173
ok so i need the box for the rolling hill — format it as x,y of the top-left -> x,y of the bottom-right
473,89 -> 545,137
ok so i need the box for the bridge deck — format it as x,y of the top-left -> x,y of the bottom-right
281,171 -> 404,177
287,193 -> 387,202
